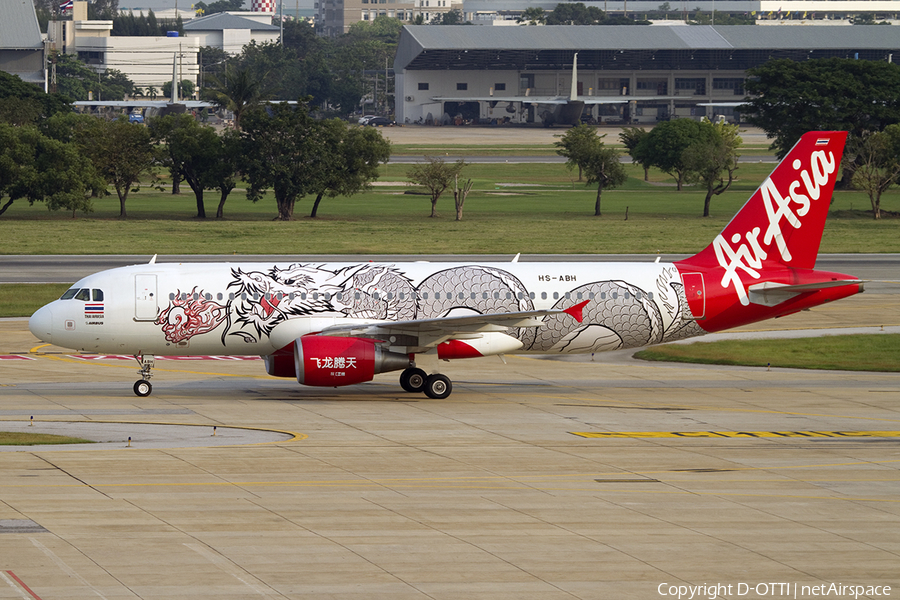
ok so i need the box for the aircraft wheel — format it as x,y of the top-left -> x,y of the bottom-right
400,367 -> 427,393
133,380 -> 152,397
423,374 -> 452,400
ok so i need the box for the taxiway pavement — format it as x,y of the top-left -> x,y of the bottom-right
1,290 -> 899,599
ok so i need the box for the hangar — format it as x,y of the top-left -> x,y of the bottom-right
394,25 -> 900,125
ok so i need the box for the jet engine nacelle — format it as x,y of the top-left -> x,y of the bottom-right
293,336 -> 411,387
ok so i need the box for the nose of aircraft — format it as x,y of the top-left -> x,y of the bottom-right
29,305 -> 53,343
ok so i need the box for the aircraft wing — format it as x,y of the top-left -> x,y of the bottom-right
74,100 -> 214,109
431,95 -> 691,105
312,301 -> 589,349
697,102 -> 745,107
431,95 -> 571,105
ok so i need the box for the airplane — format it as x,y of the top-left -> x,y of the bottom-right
29,131 -> 863,399
430,53 -> 682,126
73,51 -> 214,118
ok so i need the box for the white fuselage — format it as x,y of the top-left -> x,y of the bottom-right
29,260 -> 704,358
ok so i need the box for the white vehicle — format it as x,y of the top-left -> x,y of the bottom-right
29,131 -> 862,399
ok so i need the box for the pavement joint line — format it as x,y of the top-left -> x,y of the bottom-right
185,543 -> 282,599
29,537 -> 108,600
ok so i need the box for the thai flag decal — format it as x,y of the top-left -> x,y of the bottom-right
815,138 -> 829,146
84,303 -> 104,318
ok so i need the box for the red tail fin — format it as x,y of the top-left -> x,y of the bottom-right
675,131 -> 862,331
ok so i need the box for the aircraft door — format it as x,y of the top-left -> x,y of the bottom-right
680,272 -> 705,319
135,274 -> 158,321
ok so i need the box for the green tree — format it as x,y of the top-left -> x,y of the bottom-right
210,129 -> 244,219
47,113 -> 154,217
194,0 -> 245,15
149,114 -> 220,218
557,130 -> 627,216
634,118 -> 705,190
0,123 -> 103,218
545,3 -> 649,24
618,126 -> 650,181
307,121 -> 392,218
555,123 -> 600,181
583,146 -> 627,217
850,125 -> 900,219
516,7 -> 546,25
162,79 -> 196,101
54,52 -> 134,101
742,58 -> 900,159
682,120 -> 742,217
0,70 -> 71,123
407,157 -> 466,218
546,3 -> 606,24
241,101 -> 321,221
432,9 -> 466,24
202,63 -> 269,129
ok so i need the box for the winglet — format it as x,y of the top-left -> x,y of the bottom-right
563,300 -> 589,323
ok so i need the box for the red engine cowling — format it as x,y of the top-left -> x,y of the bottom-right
293,336 -> 411,387
263,344 -> 297,378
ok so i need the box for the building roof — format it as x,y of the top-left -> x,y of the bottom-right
396,24 -> 900,70
183,12 -> 280,31
0,0 -> 43,50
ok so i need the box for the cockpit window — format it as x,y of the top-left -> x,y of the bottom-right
92,289 -> 104,301
60,288 -> 79,300
75,289 -> 91,301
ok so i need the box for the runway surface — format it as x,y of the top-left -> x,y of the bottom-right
1,288 -> 899,599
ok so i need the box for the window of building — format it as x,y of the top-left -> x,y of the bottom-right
637,79 -> 667,95
494,83 -> 506,91
713,78 -> 744,95
457,82 -> 467,91
418,82 -> 429,90
675,78 -> 706,95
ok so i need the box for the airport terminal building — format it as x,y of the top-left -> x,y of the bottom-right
394,25 -> 900,125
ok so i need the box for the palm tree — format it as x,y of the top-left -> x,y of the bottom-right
203,65 -> 269,130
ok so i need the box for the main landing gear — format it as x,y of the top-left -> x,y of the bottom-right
133,355 -> 155,397
399,367 -> 452,400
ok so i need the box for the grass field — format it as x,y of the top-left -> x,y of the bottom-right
0,432 -> 93,446
634,334 -> 900,372
0,283 -> 70,318
1,162 -> 897,255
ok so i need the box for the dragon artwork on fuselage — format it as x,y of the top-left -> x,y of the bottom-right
154,263 -> 704,353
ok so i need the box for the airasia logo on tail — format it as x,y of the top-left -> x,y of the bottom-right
712,142 -> 838,306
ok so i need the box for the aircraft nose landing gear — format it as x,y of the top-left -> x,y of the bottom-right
133,355 -> 155,397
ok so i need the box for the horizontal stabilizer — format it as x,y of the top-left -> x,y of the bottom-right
748,279 -> 864,307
